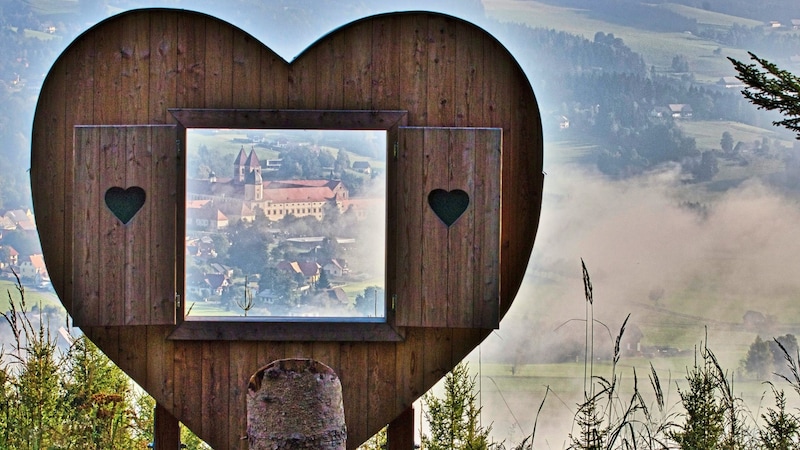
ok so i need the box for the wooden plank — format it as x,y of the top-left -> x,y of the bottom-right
473,129 -> 501,328
454,21 -> 484,127
176,12 -> 206,107
72,126 -> 100,326
371,18 -> 401,106
259,46 -> 289,109
426,16 -> 457,126
155,402 -> 181,450
421,129 -> 449,327
314,29 -> 345,109
174,342 -> 203,437
98,127 -> 126,326
395,330 -> 423,412
150,126 -> 177,325
119,10 -> 150,124
343,21 -> 372,109
147,326 -> 175,409
387,405 -> 414,450
229,342 -> 259,448
118,327 -> 148,387
422,329 -> 451,390
203,17 -> 233,108
287,47 -> 315,109
367,342 -> 396,435
201,341 -> 230,447
395,128 -> 423,326
446,129 -> 476,328
339,343 -> 368,447
149,11 -> 178,123
94,18 -> 123,123
398,14 -> 428,124
231,29 -> 261,108
124,127 -> 151,325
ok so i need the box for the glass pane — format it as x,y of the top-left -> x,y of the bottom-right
184,128 -> 386,321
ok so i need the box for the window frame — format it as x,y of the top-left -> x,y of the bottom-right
169,109 -> 407,341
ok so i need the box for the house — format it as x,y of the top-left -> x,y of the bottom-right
18,254 -> 48,283
277,260 -> 321,284
718,76 -> 744,89
323,259 -> 347,277
352,161 -> 372,174
793,19 -> 800,30
668,104 -> 693,119
2,246 -> 19,267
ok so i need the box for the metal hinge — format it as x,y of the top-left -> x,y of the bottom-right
175,293 -> 181,309
391,294 -> 397,312
393,141 -> 398,160
176,139 -> 181,157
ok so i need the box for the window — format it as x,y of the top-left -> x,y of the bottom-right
169,109 -> 407,340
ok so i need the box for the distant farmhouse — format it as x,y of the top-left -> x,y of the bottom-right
186,147 -> 376,229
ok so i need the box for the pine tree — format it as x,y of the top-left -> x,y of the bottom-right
729,52 -> 800,137
421,362 -> 493,450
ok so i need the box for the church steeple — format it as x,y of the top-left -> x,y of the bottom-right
233,146 -> 248,183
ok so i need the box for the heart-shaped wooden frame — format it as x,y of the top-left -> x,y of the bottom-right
31,9 -> 543,449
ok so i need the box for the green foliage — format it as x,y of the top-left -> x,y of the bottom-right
743,335 -> 773,380
421,362 -> 494,450
759,387 -> 800,449
729,52 -> 800,137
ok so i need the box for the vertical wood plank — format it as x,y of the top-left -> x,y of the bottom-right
203,17 -> 233,108
371,18 -> 401,106
395,128 -> 423,327
147,326 -> 174,409
94,19 -> 123,123
421,129 -> 449,327
176,12 -> 206,107
73,126 -> 100,326
474,129 -> 501,328
387,405 -> 414,450
426,16 -> 457,126
395,331 -> 423,413
118,327 -> 148,387
314,30 -> 345,109
367,343 -> 396,436
149,11 -> 178,124
231,30 -> 261,108
124,127 -> 151,325
174,342 -> 203,439
446,129 -> 476,328
259,47 -> 289,108
340,343 -> 369,446
119,11 -> 150,124
150,126 -> 177,325
99,127 -> 126,326
229,342 -> 259,449
155,402 -> 181,450
202,341 -> 230,448
455,21 -> 484,127
399,14 -> 428,124
287,51 -> 315,109
343,21 -> 372,109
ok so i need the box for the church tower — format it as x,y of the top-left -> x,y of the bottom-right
233,146 -> 248,183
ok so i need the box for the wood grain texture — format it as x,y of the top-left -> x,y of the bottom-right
31,10 -> 542,449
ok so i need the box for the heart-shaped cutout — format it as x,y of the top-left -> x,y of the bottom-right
428,189 -> 470,227
104,186 -> 146,225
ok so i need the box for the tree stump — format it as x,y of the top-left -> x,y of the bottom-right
247,358 -> 346,449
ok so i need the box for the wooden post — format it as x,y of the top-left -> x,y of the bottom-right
247,358 -> 346,449
387,405 -> 415,450
154,402 -> 181,449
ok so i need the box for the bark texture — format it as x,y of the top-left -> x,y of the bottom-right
247,358 -> 346,449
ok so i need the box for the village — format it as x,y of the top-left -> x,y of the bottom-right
184,139 -> 386,320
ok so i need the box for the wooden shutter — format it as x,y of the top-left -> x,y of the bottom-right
73,125 -> 177,326
395,127 -> 501,329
